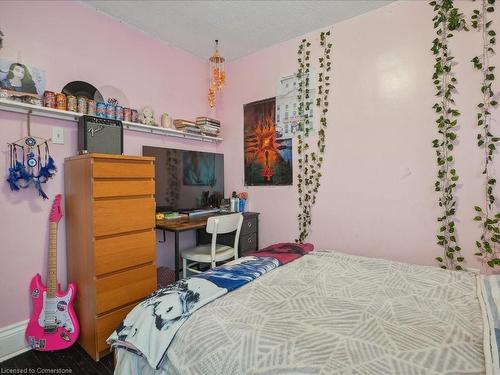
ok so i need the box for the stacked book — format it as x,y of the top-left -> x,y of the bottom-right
173,119 -> 201,134
196,117 -> 221,137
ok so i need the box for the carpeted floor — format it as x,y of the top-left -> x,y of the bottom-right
0,344 -> 114,374
1,266 -> 176,374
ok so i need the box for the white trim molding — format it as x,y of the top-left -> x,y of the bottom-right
0,319 -> 30,362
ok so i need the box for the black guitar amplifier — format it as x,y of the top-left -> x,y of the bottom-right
78,116 -> 123,155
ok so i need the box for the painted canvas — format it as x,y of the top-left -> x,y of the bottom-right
244,97 -> 293,186
183,151 -> 216,186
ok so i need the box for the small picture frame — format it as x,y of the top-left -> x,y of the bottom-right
0,58 -> 46,98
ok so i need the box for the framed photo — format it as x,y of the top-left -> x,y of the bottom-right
0,58 -> 46,97
244,97 -> 293,186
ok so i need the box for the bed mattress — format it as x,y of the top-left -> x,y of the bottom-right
114,250 -> 489,374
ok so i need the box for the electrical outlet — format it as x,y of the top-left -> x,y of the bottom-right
52,127 -> 64,144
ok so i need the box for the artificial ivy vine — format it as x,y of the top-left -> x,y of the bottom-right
471,0 -> 500,269
430,0 -> 468,270
296,37 -> 312,242
296,31 -> 332,243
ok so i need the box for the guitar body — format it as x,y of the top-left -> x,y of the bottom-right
25,194 -> 79,351
26,274 -> 79,350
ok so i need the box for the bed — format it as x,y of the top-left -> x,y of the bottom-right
109,245 -> 500,375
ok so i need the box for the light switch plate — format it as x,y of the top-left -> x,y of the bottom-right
52,127 -> 64,144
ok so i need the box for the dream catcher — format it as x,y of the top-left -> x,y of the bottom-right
7,111 -> 57,199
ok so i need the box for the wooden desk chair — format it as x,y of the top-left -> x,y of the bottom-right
182,213 -> 243,278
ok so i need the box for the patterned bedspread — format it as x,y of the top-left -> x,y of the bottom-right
479,275 -> 500,375
115,251 -> 488,375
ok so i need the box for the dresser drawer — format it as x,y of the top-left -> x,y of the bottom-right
95,264 -> 156,314
93,198 -> 155,236
240,232 -> 258,253
96,303 -> 136,352
95,230 -> 155,276
93,180 -> 154,198
92,159 -> 154,179
241,217 -> 257,235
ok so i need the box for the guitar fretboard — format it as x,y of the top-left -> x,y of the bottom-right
47,222 -> 57,298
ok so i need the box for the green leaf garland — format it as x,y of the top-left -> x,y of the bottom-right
471,0 -> 500,269
296,31 -> 332,243
430,0 -> 467,270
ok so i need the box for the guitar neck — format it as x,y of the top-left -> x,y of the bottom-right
47,222 -> 58,298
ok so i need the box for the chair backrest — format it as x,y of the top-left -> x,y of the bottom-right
206,213 -> 244,258
206,213 -> 243,234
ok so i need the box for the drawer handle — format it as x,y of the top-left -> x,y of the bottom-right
247,222 -> 252,228
247,237 -> 253,243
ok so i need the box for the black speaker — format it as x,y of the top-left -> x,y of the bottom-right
78,116 -> 123,155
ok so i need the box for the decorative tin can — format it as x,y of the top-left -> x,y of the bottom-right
131,109 -> 139,123
77,96 -> 87,114
115,105 -> 124,121
106,103 -> 116,119
67,95 -> 77,112
43,91 -> 56,108
55,93 -> 67,110
96,101 -> 106,117
123,107 -> 131,122
87,100 -> 96,116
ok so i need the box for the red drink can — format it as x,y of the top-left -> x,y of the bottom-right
55,93 -> 67,110
123,107 -> 131,122
131,109 -> 139,123
43,91 -> 55,108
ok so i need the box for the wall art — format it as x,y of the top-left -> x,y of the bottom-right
244,97 -> 293,186
0,58 -> 45,97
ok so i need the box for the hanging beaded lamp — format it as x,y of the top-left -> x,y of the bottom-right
208,40 -> 225,108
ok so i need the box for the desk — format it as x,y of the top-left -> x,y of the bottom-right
156,212 -> 259,280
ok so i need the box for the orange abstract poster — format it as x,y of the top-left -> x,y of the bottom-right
244,97 -> 293,186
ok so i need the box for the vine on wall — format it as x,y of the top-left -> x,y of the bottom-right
296,31 -> 332,243
296,37 -> 312,242
430,0 -> 468,270
471,0 -> 500,269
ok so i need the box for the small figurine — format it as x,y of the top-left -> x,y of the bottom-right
139,106 -> 156,126
161,113 -> 172,128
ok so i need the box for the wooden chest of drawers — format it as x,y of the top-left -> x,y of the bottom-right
64,154 -> 157,361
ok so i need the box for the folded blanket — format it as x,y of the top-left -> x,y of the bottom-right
479,274 -> 500,375
108,243 -> 313,369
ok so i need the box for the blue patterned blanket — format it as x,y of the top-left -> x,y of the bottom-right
107,255 -> 291,369
480,274 -> 500,375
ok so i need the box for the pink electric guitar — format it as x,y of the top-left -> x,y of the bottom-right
26,194 -> 79,350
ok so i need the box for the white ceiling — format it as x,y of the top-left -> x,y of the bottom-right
80,0 -> 394,61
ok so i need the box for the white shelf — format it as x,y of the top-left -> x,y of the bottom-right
0,99 -> 222,143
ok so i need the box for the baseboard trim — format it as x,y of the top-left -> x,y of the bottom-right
0,319 -> 30,362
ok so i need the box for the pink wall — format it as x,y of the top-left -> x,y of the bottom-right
217,1 -> 499,270
2,0 -> 499,330
0,1 -> 214,327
